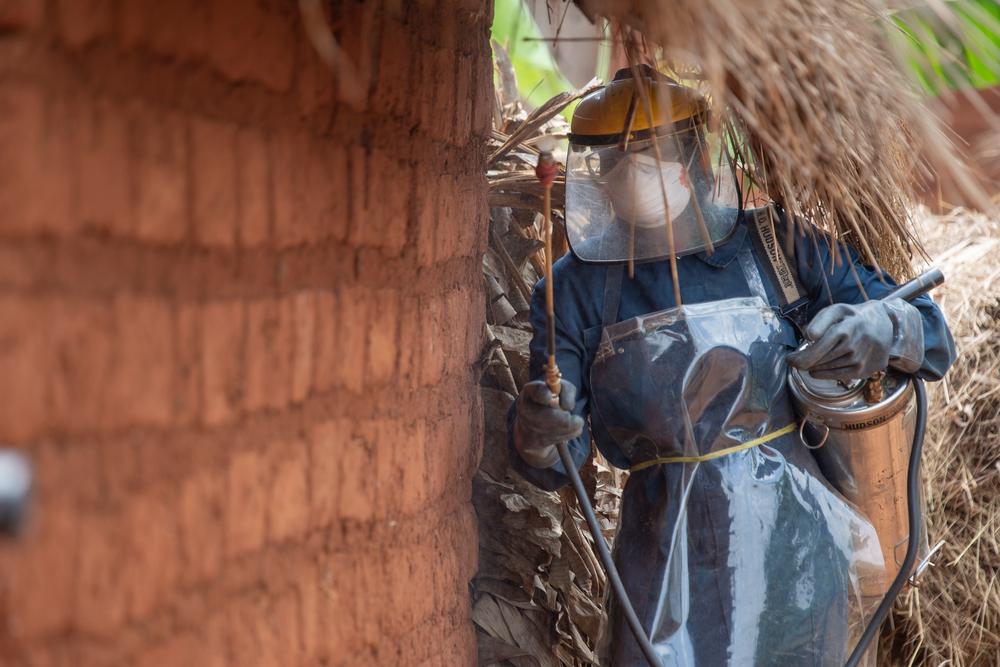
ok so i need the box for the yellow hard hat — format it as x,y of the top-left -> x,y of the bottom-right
569,65 -> 709,146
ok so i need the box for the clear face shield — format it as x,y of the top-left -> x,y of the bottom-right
565,124 -> 741,264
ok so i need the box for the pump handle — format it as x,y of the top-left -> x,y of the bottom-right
883,267 -> 944,303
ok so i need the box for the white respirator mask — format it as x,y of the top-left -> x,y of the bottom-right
602,152 -> 692,228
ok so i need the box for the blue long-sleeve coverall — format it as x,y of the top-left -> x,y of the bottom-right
507,207 -> 956,665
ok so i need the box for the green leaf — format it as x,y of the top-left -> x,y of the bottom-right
887,0 -> 1000,93
491,0 -> 574,115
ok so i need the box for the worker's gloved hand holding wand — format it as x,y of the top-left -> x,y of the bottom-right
787,298 -> 924,381
513,379 -> 584,468
514,148 -> 585,470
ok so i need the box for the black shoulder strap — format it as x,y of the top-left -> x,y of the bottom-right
747,206 -> 811,326
601,263 -> 625,329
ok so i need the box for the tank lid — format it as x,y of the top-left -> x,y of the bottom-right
789,367 -> 865,401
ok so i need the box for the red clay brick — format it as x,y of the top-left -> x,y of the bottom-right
131,108 -> 189,244
401,420 -> 429,509
312,289 -> 339,393
313,556 -> 356,658
0,0 -> 43,30
227,594 -> 273,667
415,173 -> 439,267
225,448 -> 267,557
125,491 -> 180,619
422,420 -> 447,504
271,130 -> 308,247
270,589 -> 303,664
396,296 -> 423,389
312,142 -> 349,243
31,439 -> 100,508
273,131 -> 347,247
418,294 -> 445,387
75,512 -> 129,637
0,85 -> 74,237
226,590 -> 300,667
244,297 -> 292,413
46,297 -> 113,433
290,290 -> 316,403
373,18 -> 414,119
76,96 -> 131,236
236,126 -> 272,247
0,296 -> 48,441
347,145 -> 369,246
268,439 -> 309,542
5,501 -> 78,638
297,565 -> 321,661
191,117 -> 238,248
472,50 -> 495,136
455,173 -> 485,260
57,0 -> 112,47
109,295 -> 174,427
300,140 -> 347,244
338,424 -> 375,522
431,48 -> 458,142
335,287 -> 369,393
453,59 -> 473,144
308,419 -> 344,529
173,302 -> 202,425
365,149 -> 410,256
328,288 -> 377,392
353,550 -> 384,648
178,467 -> 225,585
135,632 -> 215,667
200,612 -> 231,667
369,420 -> 404,520
208,0 -> 295,92
119,0 -> 209,60
366,288 -> 400,385
201,299 -> 245,426
433,175 -> 460,263
384,545 -> 424,632
443,287 -> 470,366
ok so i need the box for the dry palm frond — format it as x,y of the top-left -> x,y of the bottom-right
477,80 -> 625,666
573,0 -> 994,278
489,80 -> 602,168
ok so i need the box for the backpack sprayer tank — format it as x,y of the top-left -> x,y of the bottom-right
788,267 -> 944,598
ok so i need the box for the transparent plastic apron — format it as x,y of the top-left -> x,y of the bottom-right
590,243 -> 884,666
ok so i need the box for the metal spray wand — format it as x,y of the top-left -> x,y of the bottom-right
535,151 -> 562,399
534,151 -> 661,667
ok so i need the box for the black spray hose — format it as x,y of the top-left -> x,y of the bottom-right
844,377 -> 928,667
556,441 -> 662,667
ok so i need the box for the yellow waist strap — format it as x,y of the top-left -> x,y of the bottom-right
630,423 -> 798,472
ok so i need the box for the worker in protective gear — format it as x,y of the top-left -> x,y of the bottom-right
508,66 -> 956,666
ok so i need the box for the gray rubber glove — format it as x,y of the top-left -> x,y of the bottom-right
513,379 -> 585,468
787,298 -> 924,381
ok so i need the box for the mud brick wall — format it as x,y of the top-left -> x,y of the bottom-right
0,1 -> 491,664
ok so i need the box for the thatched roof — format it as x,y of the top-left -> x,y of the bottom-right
572,0 -> 992,277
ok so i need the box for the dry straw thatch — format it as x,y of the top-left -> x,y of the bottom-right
574,0 -> 992,278
879,206 -> 1000,666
